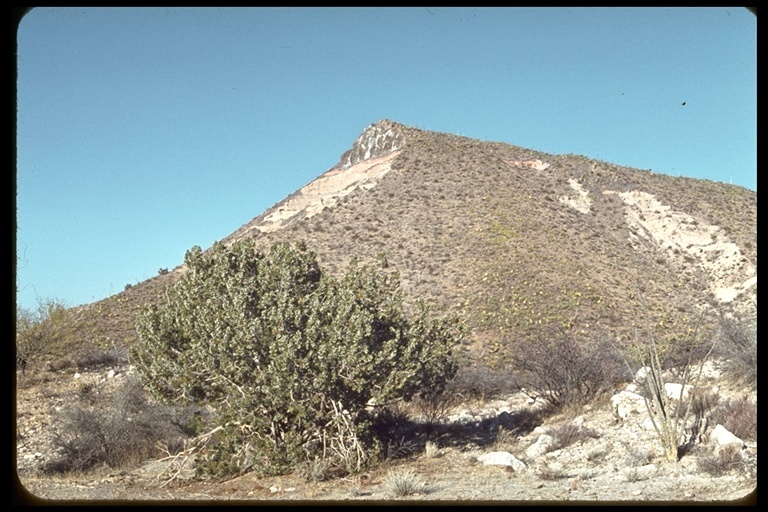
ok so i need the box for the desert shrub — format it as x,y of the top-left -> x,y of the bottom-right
133,239 -> 462,478
537,463 -> 572,480
297,457 -> 333,483
715,314 -> 756,386
384,436 -> 417,460
383,466 -> 424,497
410,388 -> 459,426
696,445 -> 745,477
445,363 -> 518,403
511,329 -> 626,409
492,425 -> 518,452
545,422 -> 600,452
73,346 -> 125,369
43,377 -> 184,474
15,298 -> 70,374
676,388 -> 721,458
709,397 -> 757,442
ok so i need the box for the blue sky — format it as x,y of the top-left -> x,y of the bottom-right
15,7 -> 756,311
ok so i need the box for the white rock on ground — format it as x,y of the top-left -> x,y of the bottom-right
477,451 -> 526,471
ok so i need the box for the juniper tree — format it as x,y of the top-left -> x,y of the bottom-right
133,239 -> 461,477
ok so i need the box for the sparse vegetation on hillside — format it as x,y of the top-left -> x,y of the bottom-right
16,298 -> 73,374
132,239 -> 462,478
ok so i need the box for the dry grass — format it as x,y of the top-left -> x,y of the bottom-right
382,466 -> 424,497
697,445 -> 745,477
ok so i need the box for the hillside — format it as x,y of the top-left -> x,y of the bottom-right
55,119 -> 756,365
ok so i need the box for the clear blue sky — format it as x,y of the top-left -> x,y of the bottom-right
15,7 -> 756,312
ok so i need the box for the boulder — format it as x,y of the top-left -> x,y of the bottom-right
477,451 -> 526,471
709,424 -> 745,452
611,390 -> 646,420
525,434 -> 555,459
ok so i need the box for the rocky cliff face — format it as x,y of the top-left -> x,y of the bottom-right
336,119 -> 407,169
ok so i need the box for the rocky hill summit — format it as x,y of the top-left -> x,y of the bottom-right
337,119 -> 408,169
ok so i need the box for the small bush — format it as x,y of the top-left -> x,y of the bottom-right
709,397 -> 757,442
492,426 -> 518,452
43,377 -> 184,474
16,298 -> 71,374
715,315 -> 756,386
545,422 -> 600,452
410,389 -> 458,426
697,445 -> 744,477
511,330 -> 626,409
446,363 -> 518,403
537,463 -> 572,480
385,436 -> 417,460
383,466 -> 423,497
74,346 -> 125,369
297,457 -> 333,483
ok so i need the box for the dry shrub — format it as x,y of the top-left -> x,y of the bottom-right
697,445 -> 744,476
709,397 -> 757,442
385,437 -> 417,460
43,377 -> 184,474
445,363 -> 518,403
492,426 -> 518,452
297,457 -> 333,483
383,466 -> 423,497
545,422 -> 600,452
537,463 -> 572,480
511,330 -> 626,409
411,389 -> 458,426
715,315 -> 756,386
73,345 -> 127,369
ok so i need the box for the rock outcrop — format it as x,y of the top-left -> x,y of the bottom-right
336,119 -> 406,169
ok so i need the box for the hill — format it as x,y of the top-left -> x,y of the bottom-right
56,119 -> 756,366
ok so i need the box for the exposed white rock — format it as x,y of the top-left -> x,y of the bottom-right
664,382 -> 692,401
603,189 -> 756,308
525,434 -> 555,459
611,390 -> 647,420
559,178 -> 592,214
477,451 -> 526,471
710,424 -> 745,451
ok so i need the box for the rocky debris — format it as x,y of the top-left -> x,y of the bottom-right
611,389 -> 647,420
